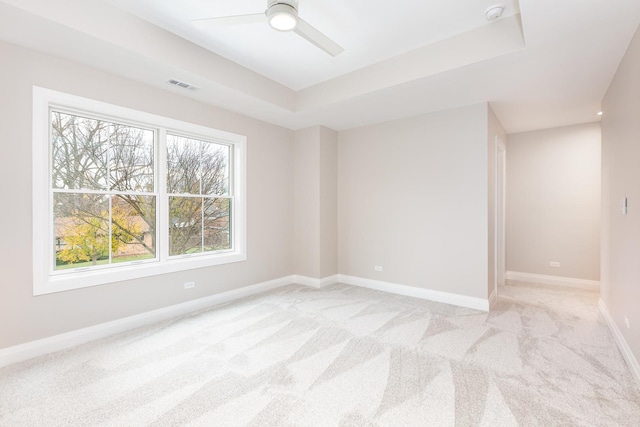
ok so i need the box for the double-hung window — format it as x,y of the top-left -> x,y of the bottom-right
33,87 -> 246,295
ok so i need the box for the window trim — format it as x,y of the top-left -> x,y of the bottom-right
33,87 -> 247,296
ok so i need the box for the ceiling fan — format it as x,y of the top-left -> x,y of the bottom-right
192,0 -> 344,57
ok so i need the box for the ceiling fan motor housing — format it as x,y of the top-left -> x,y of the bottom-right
268,0 -> 298,8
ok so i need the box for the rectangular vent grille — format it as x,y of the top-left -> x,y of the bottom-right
168,79 -> 197,90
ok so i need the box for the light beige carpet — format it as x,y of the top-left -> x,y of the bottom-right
0,282 -> 639,426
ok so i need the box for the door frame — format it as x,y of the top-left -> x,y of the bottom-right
495,136 -> 507,293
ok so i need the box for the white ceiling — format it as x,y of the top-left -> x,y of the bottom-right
1,0 -> 640,134
102,0 -> 521,90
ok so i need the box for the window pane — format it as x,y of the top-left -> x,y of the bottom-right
169,196 -> 202,256
109,125 -> 154,192
112,195 -> 156,263
201,142 -> 229,196
51,112 -> 108,190
54,193 -> 109,269
167,135 -> 230,196
167,135 -> 201,194
204,198 -> 231,251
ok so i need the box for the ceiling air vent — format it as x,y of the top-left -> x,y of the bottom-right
168,79 -> 197,90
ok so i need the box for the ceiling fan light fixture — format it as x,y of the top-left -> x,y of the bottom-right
267,3 -> 298,31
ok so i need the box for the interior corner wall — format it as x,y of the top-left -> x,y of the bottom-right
318,127 -> 338,278
487,106 -> 507,298
0,41 -> 295,349
601,23 -> 640,366
293,127 -> 321,278
338,104 -> 489,299
505,123 -> 601,281
293,126 -> 338,279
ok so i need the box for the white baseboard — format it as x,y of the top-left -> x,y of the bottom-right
337,274 -> 489,312
599,299 -> 640,383
0,275 -> 294,369
506,271 -> 600,290
292,274 -> 339,289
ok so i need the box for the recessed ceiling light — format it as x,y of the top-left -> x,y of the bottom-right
486,4 -> 505,21
597,111 -> 603,116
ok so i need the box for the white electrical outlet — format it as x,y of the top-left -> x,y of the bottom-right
625,316 -> 630,329
374,265 -> 383,272
549,262 -> 560,268
184,281 -> 195,289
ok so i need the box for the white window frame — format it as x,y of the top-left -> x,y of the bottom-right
33,87 -> 247,295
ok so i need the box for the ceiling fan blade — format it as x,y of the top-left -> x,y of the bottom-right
294,18 -> 344,57
192,13 -> 266,29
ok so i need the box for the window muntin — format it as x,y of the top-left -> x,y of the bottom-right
33,87 -> 246,295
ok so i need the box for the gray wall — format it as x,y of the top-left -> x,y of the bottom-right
293,126 -> 338,279
0,41 -> 295,349
293,127 -> 321,278
506,123 -> 601,281
601,24 -> 640,366
318,127 -> 339,278
0,40 -> 506,350
338,104 -> 490,299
